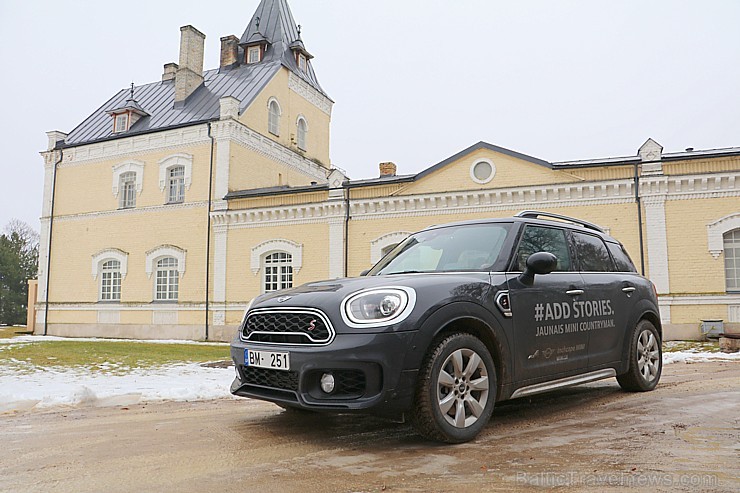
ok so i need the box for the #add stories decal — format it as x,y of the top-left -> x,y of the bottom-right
529,299 -> 616,362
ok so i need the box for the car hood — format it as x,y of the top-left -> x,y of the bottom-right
248,273 -> 503,333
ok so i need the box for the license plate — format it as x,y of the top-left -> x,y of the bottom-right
244,348 -> 290,371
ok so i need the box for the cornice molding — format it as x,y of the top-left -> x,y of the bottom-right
54,201 -> 209,222
213,172 -> 739,227
288,72 -> 333,116
212,201 -> 345,229
58,126 -> 212,167
210,119 -> 328,182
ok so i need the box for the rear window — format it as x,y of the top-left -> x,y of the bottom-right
607,242 -> 637,273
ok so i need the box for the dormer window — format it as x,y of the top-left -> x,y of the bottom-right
107,83 -> 149,135
298,53 -> 307,72
114,113 -> 129,133
247,46 -> 261,64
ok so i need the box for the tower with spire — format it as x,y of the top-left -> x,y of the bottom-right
37,0 -> 341,341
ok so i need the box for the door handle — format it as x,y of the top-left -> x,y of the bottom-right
566,289 -> 584,296
622,287 -> 636,293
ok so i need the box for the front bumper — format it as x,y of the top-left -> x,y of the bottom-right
230,331 -> 418,416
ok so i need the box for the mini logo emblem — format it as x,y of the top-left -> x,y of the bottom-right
308,319 -> 317,331
276,296 -> 292,303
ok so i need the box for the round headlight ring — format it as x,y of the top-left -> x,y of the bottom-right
341,287 -> 417,328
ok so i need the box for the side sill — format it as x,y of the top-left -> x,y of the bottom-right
510,368 -> 617,399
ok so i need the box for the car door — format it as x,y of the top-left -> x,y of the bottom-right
570,231 -> 637,368
506,224 -> 590,383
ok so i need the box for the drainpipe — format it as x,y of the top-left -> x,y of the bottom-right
43,147 -> 63,336
204,123 -> 215,340
343,182 -> 350,277
634,163 -> 645,275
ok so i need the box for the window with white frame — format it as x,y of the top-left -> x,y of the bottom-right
247,46 -> 261,64
155,257 -> 179,301
268,99 -> 281,136
119,171 -> 137,208
114,113 -> 129,133
100,260 -> 122,301
298,53 -> 307,72
725,229 -> 740,292
263,252 -> 293,292
296,117 -> 308,150
167,166 -> 185,203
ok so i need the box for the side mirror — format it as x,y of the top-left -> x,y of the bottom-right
518,252 -> 557,286
359,269 -> 370,277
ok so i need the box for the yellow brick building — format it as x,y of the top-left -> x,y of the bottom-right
36,0 -> 740,341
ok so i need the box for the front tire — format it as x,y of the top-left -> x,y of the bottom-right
617,320 -> 662,392
411,333 -> 496,443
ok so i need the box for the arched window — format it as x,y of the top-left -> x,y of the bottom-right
119,171 -> 137,208
167,166 -> 185,203
264,252 -> 293,292
296,116 -> 308,150
268,98 -> 281,136
725,229 -> 740,292
100,260 -> 121,301
155,257 -> 179,301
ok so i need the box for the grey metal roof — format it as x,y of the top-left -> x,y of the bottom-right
553,146 -> 740,168
107,96 -> 148,116
65,61 -> 281,146
240,0 -> 326,96
64,0 -> 329,147
225,183 -> 329,200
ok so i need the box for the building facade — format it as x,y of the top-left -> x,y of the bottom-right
36,0 -> 740,341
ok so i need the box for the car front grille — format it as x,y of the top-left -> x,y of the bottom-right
241,366 -> 299,392
241,308 -> 335,345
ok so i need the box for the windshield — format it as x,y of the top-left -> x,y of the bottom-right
368,223 -> 513,275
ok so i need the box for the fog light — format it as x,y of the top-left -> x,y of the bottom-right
320,373 -> 335,393
234,365 -> 241,381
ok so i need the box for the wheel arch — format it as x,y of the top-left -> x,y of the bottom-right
618,301 -> 663,375
407,302 -> 512,401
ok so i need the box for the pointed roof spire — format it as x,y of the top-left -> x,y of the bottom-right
239,0 -> 325,93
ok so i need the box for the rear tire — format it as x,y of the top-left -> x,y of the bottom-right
617,320 -> 662,392
411,333 -> 496,443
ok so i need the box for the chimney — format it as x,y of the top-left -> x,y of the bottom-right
175,25 -> 206,104
162,62 -> 178,82
220,35 -> 239,70
379,162 -> 397,177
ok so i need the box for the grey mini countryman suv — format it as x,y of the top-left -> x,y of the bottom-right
230,211 -> 662,443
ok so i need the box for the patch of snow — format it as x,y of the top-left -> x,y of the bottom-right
663,351 -> 740,364
0,363 -> 237,412
0,335 -> 229,346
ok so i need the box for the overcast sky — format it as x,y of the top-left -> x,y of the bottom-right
1,0 -> 738,232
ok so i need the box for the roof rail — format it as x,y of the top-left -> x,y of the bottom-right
515,210 -> 605,234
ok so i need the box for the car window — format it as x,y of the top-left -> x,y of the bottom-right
515,225 -> 571,271
607,242 -> 637,273
572,232 -> 613,272
370,223 -> 512,275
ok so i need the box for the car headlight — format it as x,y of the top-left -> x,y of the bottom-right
340,287 -> 416,328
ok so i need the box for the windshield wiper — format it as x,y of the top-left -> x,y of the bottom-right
384,270 -> 424,275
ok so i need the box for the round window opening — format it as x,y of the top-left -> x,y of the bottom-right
470,160 -> 495,184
